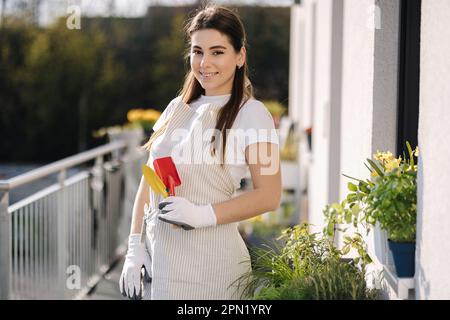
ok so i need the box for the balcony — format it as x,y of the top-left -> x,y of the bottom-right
0,132 -> 146,300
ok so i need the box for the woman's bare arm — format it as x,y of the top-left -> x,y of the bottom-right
129,175 -> 150,235
213,142 -> 282,225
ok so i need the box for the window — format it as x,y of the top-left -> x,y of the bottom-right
396,0 -> 421,156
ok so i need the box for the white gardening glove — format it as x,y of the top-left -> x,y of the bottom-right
158,196 -> 217,230
119,234 -> 152,300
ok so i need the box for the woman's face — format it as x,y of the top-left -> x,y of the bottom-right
190,28 -> 245,96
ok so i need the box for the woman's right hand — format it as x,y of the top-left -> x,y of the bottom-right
119,234 -> 152,300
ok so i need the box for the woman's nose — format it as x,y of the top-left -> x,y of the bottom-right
200,55 -> 211,68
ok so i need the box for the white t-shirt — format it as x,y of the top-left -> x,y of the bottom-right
152,94 -> 279,189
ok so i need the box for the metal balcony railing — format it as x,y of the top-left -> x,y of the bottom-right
0,135 -> 146,300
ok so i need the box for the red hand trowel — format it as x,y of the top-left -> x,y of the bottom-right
153,156 -> 181,196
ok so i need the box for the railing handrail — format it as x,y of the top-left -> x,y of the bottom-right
0,140 -> 127,191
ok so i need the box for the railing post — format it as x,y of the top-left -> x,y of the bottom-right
91,156 -> 105,271
119,129 -> 145,248
57,170 -> 69,299
104,161 -> 123,263
0,191 -> 11,300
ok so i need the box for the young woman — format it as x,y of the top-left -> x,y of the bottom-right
119,5 -> 282,300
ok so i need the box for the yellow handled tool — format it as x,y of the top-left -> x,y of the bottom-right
142,163 -> 168,198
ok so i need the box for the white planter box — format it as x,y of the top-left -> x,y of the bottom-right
281,161 -> 299,190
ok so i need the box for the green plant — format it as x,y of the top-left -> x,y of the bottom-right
251,260 -> 378,300
250,220 -> 286,241
263,100 -> 287,117
324,142 -> 418,242
236,224 -> 378,300
292,260 -> 378,300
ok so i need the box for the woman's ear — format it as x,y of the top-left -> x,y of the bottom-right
238,46 -> 246,68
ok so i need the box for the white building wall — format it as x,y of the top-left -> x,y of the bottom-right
291,0 -> 450,300
292,0 -> 344,233
416,0 -> 450,300
307,0 -> 402,299
301,0 -> 377,235
301,0 -> 315,134
370,0 -> 401,266
289,4 -> 310,224
340,0 -> 403,299
338,0 -> 376,260
298,0 -> 317,226
289,4 -> 304,124
339,0 -> 375,210
308,0 -> 333,232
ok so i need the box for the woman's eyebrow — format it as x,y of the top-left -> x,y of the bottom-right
192,45 -> 227,50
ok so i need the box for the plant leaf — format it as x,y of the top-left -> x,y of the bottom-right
342,173 -> 364,183
341,245 -> 351,255
406,141 -> 414,166
348,182 -> 358,192
367,159 -> 384,177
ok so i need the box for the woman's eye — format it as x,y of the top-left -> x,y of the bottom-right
192,50 -> 224,56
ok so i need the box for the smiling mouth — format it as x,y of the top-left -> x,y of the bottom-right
200,71 -> 219,79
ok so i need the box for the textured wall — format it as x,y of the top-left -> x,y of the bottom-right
308,0 -> 333,232
416,0 -> 450,300
339,0 -> 375,207
340,0 -> 402,299
293,0 -> 450,300
370,0 -> 400,267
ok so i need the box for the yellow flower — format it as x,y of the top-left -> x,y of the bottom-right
373,151 -> 382,161
384,157 -> 401,172
414,147 -> 419,157
373,151 -> 391,162
373,151 -> 400,171
142,109 -> 161,122
382,151 -> 395,161
127,108 -> 161,123
127,109 -> 144,122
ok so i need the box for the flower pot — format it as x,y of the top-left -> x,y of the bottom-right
388,240 -> 415,278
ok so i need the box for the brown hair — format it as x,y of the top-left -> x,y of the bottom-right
143,5 -> 253,165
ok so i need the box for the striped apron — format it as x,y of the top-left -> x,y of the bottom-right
143,99 -> 251,300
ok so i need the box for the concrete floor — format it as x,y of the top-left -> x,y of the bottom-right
83,257 -> 129,300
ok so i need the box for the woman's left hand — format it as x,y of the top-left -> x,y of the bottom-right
158,196 -> 217,230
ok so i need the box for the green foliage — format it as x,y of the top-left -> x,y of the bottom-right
263,100 -> 286,117
237,224 -> 379,300
324,142 -> 418,243
239,6 -> 290,100
252,259 -> 378,300
152,14 -> 187,104
0,20 -> 124,160
1,5 -> 290,162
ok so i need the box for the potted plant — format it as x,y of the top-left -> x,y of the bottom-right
324,142 -> 418,277
93,107 -> 161,148
263,100 -> 286,129
126,108 -> 161,138
236,223 -> 378,300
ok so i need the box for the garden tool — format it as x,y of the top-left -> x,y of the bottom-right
143,161 -> 183,229
141,164 -> 169,242
142,163 -> 168,198
153,156 -> 181,196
